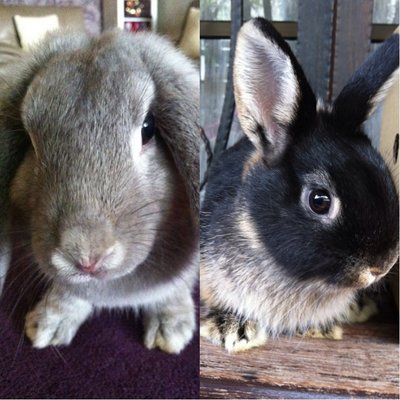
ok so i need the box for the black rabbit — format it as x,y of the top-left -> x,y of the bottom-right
200,18 -> 399,352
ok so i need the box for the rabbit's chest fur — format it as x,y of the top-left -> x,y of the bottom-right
202,243 -> 355,334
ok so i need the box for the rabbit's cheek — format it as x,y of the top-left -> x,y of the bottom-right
130,126 -> 142,158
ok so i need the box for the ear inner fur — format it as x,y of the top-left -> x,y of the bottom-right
233,18 -> 316,165
233,20 -> 298,162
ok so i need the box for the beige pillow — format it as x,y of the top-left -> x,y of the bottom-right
178,7 -> 200,60
13,14 -> 60,51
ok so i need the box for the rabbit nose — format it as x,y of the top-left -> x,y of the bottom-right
368,268 -> 384,276
366,268 -> 385,281
74,244 -> 116,275
75,258 -> 101,274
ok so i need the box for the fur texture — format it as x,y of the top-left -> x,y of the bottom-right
0,30 -> 199,353
201,18 -> 399,352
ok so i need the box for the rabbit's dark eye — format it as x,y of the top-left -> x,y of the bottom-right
141,112 -> 156,145
309,190 -> 331,214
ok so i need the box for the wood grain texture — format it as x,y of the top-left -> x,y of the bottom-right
200,321 -> 399,399
331,0 -> 373,99
297,0 -> 335,102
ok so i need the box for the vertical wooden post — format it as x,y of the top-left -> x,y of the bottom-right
297,0 -> 335,102
331,0 -> 373,100
211,0 -> 243,165
263,0 -> 272,20
297,0 -> 373,103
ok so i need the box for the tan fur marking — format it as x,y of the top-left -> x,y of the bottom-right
355,270 -> 376,288
242,150 -> 263,180
200,263 -> 214,307
237,211 -> 262,250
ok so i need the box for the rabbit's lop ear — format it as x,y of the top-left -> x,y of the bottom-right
233,18 -> 316,164
333,33 -> 399,132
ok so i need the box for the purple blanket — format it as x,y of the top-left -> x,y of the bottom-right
0,255 -> 199,399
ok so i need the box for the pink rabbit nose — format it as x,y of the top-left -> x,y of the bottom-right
76,258 -> 101,274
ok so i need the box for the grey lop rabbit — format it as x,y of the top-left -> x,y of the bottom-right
0,30 -> 199,353
201,18 -> 399,352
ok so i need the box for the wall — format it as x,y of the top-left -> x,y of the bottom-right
0,0 -> 102,34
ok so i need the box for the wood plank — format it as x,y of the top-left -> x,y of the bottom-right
201,378 -> 360,399
297,0 -> 335,102
200,322 -> 399,398
211,0 -> 242,163
331,0 -> 373,100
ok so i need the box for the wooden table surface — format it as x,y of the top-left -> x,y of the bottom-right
200,317 -> 399,399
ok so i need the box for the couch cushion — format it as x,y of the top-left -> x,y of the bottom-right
0,5 -> 84,79
13,14 -> 60,50
178,7 -> 200,59
0,42 -> 24,83
0,5 -> 84,49
0,42 -> 23,66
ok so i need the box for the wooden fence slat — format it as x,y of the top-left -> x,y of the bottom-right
297,0 -> 335,102
331,0 -> 373,100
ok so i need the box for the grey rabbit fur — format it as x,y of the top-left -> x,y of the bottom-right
0,29 -> 199,353
200,18 -> 399,352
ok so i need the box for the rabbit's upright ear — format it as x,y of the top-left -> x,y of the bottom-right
234,18 -> 316,164
332,33 -> 399,132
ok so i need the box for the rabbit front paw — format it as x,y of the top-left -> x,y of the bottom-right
25,292 -> 92,348
296,325 -> 343,340
346,294 -> 378,323
200,310 -> 267,352
143,293 -> 195,354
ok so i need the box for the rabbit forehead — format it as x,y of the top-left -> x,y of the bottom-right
22,49 -> 155,141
